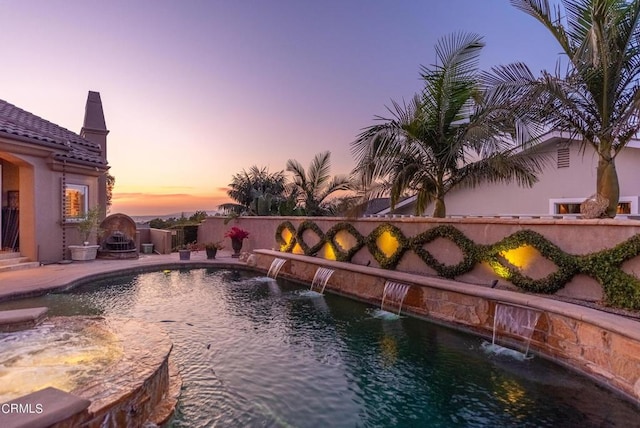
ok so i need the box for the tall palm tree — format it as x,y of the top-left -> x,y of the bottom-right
286,151 -> 353,216
510,0 -> 640,217
351,32 -> 546,217
220,166 -> 287,215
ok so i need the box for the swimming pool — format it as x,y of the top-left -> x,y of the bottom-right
1,268 -> 638,427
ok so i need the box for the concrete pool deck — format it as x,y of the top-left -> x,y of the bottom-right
0,251 -> 243,302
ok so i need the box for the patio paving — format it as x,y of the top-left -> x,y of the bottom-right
0,250 -> 243,302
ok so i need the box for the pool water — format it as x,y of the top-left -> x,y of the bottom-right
1,268 -> 638,427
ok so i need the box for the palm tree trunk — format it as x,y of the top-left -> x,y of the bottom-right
432,197 -> 446,218
596,152 -> 620,218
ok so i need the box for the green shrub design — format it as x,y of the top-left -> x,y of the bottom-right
295,220 -> 326,256
411,225 -> 479,278
274,221 -> 640,310
366,223 -> 408,269
275,221 -> 297,253
325,222 -> 365,262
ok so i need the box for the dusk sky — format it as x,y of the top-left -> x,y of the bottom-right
0,1 -> 561,215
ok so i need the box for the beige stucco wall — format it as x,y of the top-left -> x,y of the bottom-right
0,147 -> 102,263
394,140 -> 640,216
150,228 -> 172,254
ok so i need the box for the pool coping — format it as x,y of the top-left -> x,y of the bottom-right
0,252 -> 245,303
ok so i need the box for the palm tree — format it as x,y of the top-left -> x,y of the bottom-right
220,166 -> 287,215
286,151 -> 353,216
509,0 -> 640,217
351,32 -> 546,217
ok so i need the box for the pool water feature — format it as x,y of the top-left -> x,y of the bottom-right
381,280 -> 410,315
488,303 -> 543,359
309,266 -> 334,294
1,268 -> 638,427
266,257 -> 287,279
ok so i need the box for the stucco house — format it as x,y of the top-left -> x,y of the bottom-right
0,91 -> 109,264
372,131 -> 640,218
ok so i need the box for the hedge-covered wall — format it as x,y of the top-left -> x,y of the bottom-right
275,220 -> 640,310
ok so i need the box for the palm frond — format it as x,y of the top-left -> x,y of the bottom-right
308,151 -> 332,190
510,0 -> 572,53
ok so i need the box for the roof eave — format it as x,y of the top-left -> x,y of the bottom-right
49,156 -> 109,175
0,130 -> 71,152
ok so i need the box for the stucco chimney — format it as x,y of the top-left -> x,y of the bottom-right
80,90 -> 109,160
80,91 -> 110,213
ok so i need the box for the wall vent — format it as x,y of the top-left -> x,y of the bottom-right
557,146 -> 570,168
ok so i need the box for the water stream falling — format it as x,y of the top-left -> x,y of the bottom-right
267,258 -> 287,279
381,281 -> 410,316
488,303 -> 542,359
310,268 -> 334,295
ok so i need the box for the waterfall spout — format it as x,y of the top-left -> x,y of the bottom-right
381,281 -> 410,315
267,258 -> 287,279
310,268 -> 334,295
491,303 -> 541,358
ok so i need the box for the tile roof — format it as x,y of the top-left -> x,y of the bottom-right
0,99 -> 107,167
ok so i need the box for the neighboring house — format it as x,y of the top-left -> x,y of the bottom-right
0,91 -> 109,263
360,197 -> 412,216
371,131 -> 640,217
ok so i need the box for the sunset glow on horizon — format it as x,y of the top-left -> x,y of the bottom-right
0,1 -> 560,216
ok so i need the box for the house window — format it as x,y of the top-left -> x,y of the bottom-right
553,201 -> 633,215
557,146 -> 570,168
65,184 -> 88,220
556,203 -> 581,214
618,202 -> 631,214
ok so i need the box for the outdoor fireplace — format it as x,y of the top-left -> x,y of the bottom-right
98,213 -> 138,259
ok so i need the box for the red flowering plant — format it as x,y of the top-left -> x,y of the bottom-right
225,226 -> 250,241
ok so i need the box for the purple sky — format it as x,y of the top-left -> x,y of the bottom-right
0,0 -> 560,215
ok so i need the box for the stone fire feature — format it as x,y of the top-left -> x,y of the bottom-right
98,213 -> 139,259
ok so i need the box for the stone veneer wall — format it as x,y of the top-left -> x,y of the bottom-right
253,250 -> 640,405
73,318 -> 179,427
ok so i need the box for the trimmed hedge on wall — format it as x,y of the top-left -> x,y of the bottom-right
275,220 -> 640,310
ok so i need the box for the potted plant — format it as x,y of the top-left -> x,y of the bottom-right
225,226 -> 250,258
178,242 -> 193,261
205,241 -> 224,259
68,206 -> 102,261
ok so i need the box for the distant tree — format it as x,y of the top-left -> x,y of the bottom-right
149,218 -> 170,229
286,151 -> 353,216
189,211 -> 208,223
148,214 -> 210,229
106,173 -> 115,212
220,166 -> 287,215
276,190 -> 305,216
